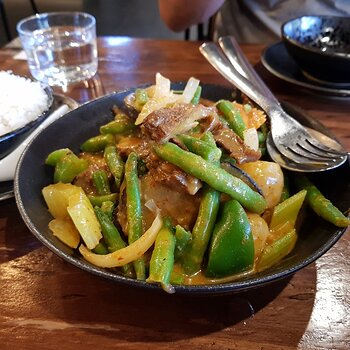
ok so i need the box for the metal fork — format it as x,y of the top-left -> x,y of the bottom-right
199,37 -> 348,172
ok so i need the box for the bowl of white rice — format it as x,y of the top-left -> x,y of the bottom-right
0,71 -> 53,159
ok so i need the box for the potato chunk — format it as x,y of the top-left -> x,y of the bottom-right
42,183 -> 84,219
49,217 -> 80,249
239,161 -> 284,209
43,183 -> 102,250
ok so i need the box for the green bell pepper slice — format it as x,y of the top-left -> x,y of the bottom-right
53,153 -> 88,183
206,199 -> 254,278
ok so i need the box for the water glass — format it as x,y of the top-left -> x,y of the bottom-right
17,12 -> 98,87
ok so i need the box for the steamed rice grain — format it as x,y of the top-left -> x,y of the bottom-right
0,71 -> 50,136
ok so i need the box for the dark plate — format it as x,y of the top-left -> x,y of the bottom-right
0,94 -> 79,201
0,85 -> 54,160
14,84 -> 349,295
261,42 -> 350,97
282,16 -> 350,83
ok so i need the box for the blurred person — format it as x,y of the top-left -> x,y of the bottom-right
158,0 -> 350,43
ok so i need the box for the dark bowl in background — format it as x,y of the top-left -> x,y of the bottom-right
14,84 -> 349,295
282,16 -> 350,84
0,85 -> 54,160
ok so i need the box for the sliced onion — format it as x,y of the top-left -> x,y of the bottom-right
79,214 -> 163,268
144,199 -> 159,214
154,72 -> 171,98
135,74 -> 200,125
179,77 -> 200,103
243,127 -> 259,151
135,73 -> 172,125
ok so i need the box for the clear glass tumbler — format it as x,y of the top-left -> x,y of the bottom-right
17,12 -> 98,87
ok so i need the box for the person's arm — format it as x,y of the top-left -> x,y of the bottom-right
158,0 -> 225,32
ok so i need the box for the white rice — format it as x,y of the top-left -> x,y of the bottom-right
0,71 -> 50,136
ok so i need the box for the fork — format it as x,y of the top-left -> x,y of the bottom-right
199,37 -> 348,171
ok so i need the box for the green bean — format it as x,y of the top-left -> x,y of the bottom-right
174,225 -> 192,260
295,175 -> 350,227
100,200 -> 115,220
134,88 -> 149,110
94,207 -> 133,276
258,123 -> 269,153
147,223 -> 176,293
80,134 -> 114,152
54,153 -> 88,183
218,115 -> 230,129
92,170 -> 111,195
257,131 -> 266,144
154,142 -> 267,214
88,193 -> 117,207
220,154 -> 237,166
260,123 -> 269,138
104,145 -> 124,189
217,100 -> 246,139
181,134 -> 221,274
93,241 -> 109,255
183,186 -> 220,274
200,131 -> 216,147
191,86 -> 202,105
45,148 -> 72,166
163,216 -> 175,233
100,114 -> 134,135
94,207 -> 126,250
177,134 -> 221,162
125,152 -> 145,279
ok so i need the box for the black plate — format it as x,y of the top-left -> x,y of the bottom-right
14,84 -> 349,295
0,94 -> 79,201
0,85 -> 54,160
0,180 -> 13,201
261,42 -> 350,97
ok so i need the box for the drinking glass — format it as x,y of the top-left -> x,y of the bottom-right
17,12 -> 98,87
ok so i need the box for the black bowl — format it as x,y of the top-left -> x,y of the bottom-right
282,16 -> 350,84
14,84 -> 349,295
0,84 -> 54,159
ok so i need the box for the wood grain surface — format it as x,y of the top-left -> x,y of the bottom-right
0,37 -> 349,350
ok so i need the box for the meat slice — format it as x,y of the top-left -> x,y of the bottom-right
116,134 -> 202,196
148,161 -> 202,195
141,173 -> 201,230
117,172 -> 201,234
212,126 -> 261,164
117,135 -> 150,160
141,103 -> 217,143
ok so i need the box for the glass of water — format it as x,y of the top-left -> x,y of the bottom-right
17,12 -> 98,87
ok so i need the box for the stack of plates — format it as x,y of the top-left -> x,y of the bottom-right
261,42 -> 350,98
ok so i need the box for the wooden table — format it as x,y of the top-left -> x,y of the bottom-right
0,37 -> 349,350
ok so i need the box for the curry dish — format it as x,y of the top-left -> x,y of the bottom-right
41,74 -> 349,293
